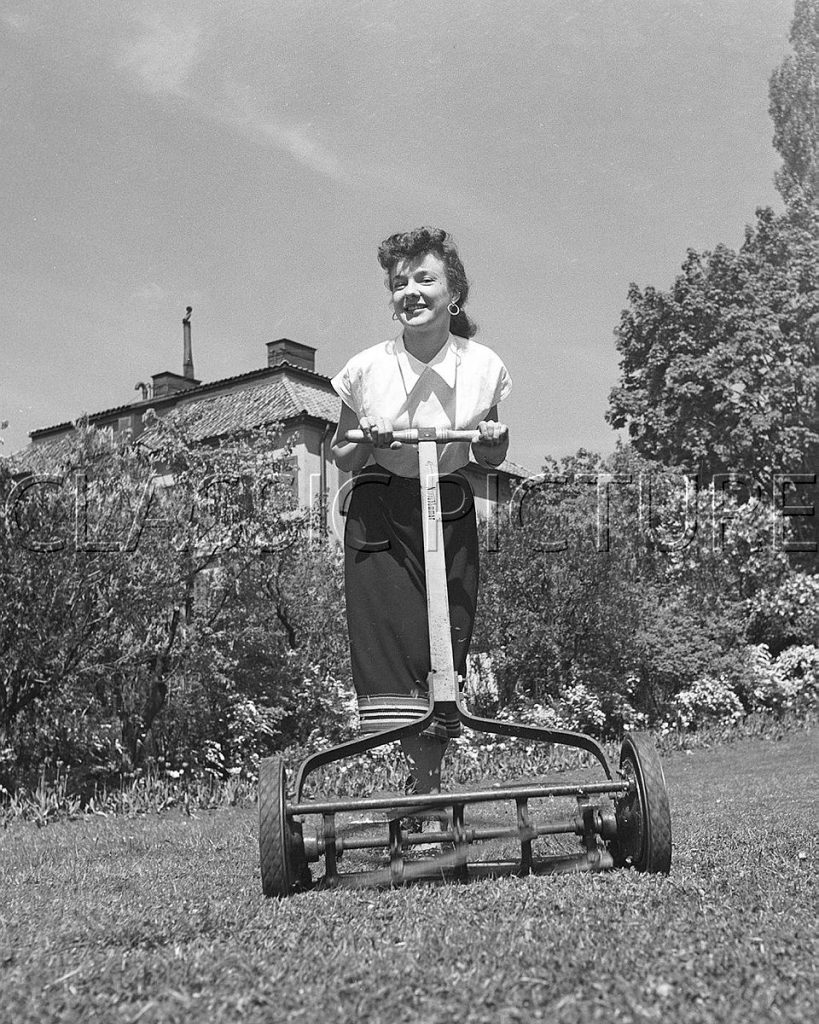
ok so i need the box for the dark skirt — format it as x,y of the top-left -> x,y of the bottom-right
343,466 -> 479,740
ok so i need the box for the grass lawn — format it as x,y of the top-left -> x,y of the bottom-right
2,730 -> 817,1024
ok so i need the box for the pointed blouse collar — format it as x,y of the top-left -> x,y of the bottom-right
394,334 -> 462,390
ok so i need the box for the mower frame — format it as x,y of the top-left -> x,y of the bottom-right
259,428 -> 672,895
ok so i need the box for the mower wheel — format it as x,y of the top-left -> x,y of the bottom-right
612,733 -> 672,874
259,757 -> 309,897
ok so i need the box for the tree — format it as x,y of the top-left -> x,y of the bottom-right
0,411 -> 350,791
474,446 -> 796,731
769,0 -> 819,211
607,0 -> 818,512
474,449 -> 650,724
606,209 -> 817,490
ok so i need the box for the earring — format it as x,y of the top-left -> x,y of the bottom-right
392,311 -> 400,320
447,301 -> 460,316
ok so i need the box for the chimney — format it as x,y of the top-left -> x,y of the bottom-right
266,338 -> 316,372
151,306 -> 201,399
151,371 -> 200,399
183,306 -> 194,379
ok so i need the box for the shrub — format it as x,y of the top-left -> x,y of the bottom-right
474,445 -> 793,728
745,573 -> 819,654
0,415 -> 352,792
745,643 -> 819,714
464,652 -> 500,716
671,676 -> 745,730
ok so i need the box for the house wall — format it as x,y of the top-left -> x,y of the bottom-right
275,423 -> 347,538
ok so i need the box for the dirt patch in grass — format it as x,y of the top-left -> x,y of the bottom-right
2,731 -> 816,1023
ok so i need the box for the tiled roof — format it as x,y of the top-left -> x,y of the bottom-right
8,361 -> 530,480
5,433 -> 76,474
8,363 -> 339,472
30,363 -> 338,439
176,372 -> 338,440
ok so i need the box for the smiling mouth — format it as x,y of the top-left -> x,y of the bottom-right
404,304 -> 426,315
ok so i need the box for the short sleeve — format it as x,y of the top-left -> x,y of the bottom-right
492,361 -> 512,406
330,365 -> 356,412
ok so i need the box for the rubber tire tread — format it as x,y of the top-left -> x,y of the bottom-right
259,757 -> 293,897
621,732 -> 672,874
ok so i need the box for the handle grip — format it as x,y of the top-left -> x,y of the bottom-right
344,427 -> 480,445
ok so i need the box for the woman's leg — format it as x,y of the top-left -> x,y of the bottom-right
400,735 -> 448,793
401,736 -> 450,848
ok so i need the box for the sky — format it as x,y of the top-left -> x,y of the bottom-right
0,0 -> 795,474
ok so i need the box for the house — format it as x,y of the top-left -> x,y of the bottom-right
14,315 -> 528,535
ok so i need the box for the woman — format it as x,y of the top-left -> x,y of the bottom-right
331,227 -> 511,824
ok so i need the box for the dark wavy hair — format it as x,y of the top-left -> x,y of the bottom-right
377,227 -> 477,338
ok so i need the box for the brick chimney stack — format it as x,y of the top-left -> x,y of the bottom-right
266,338 -> 316,371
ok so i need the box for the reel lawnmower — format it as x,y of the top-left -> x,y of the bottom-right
259,428 -> 672,895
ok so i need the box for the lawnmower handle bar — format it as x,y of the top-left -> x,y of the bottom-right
344,428 -> 480,445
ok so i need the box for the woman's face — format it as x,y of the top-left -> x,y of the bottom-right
390,252 -> 457,331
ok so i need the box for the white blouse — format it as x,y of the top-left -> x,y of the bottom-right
331,334 -> 512,477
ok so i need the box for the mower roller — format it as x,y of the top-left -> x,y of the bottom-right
259,427 -> 672,895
